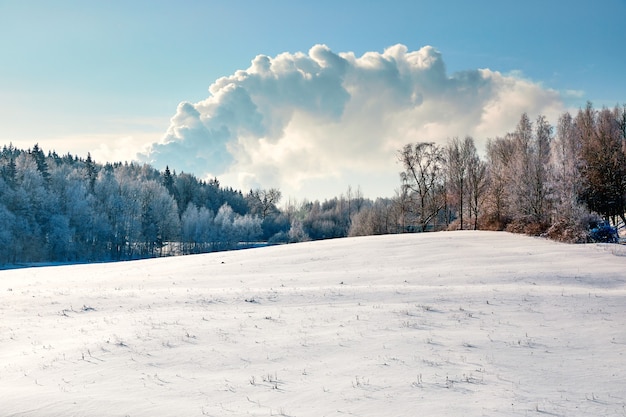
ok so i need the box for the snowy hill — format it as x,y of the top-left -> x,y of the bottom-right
1,231 -> 626,416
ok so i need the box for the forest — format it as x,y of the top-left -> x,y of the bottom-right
0,102 -> 624,265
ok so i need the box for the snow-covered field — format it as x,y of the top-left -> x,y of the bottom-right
1,231 -> 626,417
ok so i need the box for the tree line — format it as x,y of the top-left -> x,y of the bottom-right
306,102 -> 625,242
1,102 -> 623,265
392,102 -> 626,242
0,144 -> 369,265
0,146 -> 279,264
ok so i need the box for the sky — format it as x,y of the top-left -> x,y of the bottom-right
1,0 -> 625,201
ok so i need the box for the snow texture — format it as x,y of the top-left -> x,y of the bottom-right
1,231 -> 625,416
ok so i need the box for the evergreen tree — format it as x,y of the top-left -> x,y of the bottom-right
85,152 -> 97,192
30,143 -> 50,184
162,165 -> 175,195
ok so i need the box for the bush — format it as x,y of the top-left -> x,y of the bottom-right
267,231 -> 289,245
544,218 -> 590,243
505,218 -> 549,236
478,214 -> 510,231
589,221 -> 619,243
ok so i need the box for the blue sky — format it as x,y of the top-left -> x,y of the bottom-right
1,0 -> 625,200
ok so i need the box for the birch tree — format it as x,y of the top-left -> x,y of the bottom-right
467,146 -> 488,230
550,112 -> 585,221
398,142 -> 446,232
446,136 -> 477,229
485,136 -> 515,227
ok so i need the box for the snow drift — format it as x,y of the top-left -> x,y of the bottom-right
1,231 -> 625,416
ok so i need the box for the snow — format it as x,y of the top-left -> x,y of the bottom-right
1,230 -> 625,416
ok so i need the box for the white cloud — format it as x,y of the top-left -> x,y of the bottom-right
140,44 -> 566,200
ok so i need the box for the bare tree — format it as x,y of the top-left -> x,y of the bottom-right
348,198 -> 398,236
466,145 -> 488,230
247,188 -> 282,219
578,105 -> 626,224
530,115 -> 553,223
445,136 -> 475,229
506,113 -> 553,228
508,113 -> 534,222
393,187 -> 411,233
485,136 -> 515,228
550,111 -> 585,222
398,142 -> 446,232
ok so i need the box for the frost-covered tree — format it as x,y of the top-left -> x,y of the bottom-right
348,198 -> 399,236
287,219 -> 310,243
466,147 -> 488,230
246,188 -> 282,220
12,152 -> 56,261
93,170 -> 142,260
508,113 -> 535,222
485,136 -> 515,228
0,202 -> 15,264
0,144 -> 279,264
486,114 -> 553,233
578,105 -> 626,224
214,203 -> 237,250
47,213 -> 73,261
181,204 -> 215,254
30,143 -> 50,184
446,136 -> 479,230
398,142 -> 446,232
530,115 -> 553,224
540,111 -> 592,242
139,180 -> 180,256
234,214 -> 262,245
550,112 -> 586,220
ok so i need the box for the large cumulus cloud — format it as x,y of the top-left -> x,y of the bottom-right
140,44 -> 564,199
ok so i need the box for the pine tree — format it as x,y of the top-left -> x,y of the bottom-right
85,153 -> 97,192
162,165 -> 175,195
30,143 -> 50,184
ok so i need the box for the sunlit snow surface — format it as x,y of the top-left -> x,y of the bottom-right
2,231 -> 625,416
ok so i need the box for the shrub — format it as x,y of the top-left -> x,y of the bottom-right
544,218 -> 590,243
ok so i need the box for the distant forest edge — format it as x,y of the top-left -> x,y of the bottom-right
1,102 -> 625,265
